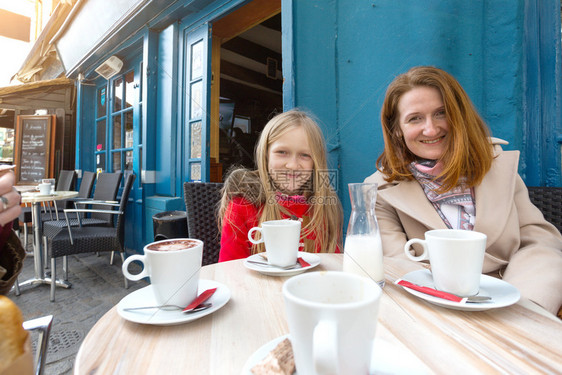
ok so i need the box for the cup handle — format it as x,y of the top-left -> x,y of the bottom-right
248,227 -> 264,245
404,238 -> 429,261
313,320 -> 339,374
122,254 -> 148,281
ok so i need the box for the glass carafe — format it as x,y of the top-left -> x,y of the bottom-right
343,183 -> 385,288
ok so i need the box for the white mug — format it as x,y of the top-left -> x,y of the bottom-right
248,219 -> 301,267
37,183 -> 51,195
283,271 -> 382,374
122,238 -> 203,306
404,229 -> 487,296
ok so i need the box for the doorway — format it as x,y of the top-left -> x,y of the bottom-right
211,0 -> 282,180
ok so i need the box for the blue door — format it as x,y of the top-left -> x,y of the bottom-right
181,23 -> 211,186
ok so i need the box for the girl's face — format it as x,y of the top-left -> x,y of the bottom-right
398,86 -> 450,160
267,126 -> 314,194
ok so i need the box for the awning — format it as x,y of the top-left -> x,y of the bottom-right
0,77 -> 75,112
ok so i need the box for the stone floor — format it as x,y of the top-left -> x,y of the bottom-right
7,241 -> 147,375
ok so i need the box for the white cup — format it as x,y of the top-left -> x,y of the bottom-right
37,183 -> 51,195
122,238 -> 203,306
248,219 -> 301,267
283,271 -> 382,375
404,229 -> 487,296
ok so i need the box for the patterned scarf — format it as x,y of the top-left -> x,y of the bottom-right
408,160 -> 475,230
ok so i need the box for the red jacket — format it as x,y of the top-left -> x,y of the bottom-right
219,195 -> 333,262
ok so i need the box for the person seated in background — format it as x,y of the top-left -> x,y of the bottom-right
218,109 -> 342,261
0,167 -> 24,295
365,66 -> 562,315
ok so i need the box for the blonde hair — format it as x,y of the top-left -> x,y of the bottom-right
377,66 -> 494,191
219,109 -> 343,254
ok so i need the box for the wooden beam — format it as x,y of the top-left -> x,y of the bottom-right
212,0 -> 281,41
220,60 -> 282,93
222,37 -> 281,65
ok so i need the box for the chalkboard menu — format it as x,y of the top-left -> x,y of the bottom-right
14,115 -> 56,184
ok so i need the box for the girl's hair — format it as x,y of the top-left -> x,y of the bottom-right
376,66 -> 494,191
219,109 -> 342,253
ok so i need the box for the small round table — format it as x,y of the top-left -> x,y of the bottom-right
16,190 -> 79,293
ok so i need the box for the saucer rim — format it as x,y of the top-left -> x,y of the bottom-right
243,251 -> 320,276
240,334 -> 428,375
116,279 -> 231,325
398,269 -> 520,311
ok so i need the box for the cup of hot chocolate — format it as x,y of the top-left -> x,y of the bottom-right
122,238 -> 203,306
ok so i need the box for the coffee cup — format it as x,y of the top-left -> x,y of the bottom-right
404,229 -> 487,296
37,183 -> 51,195
248,219 -> 301,267
283,271 -> 382,374
122,238 -> 203,306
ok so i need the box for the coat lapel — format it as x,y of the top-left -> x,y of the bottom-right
378,180 -> 447,230
473,150 -> 520,246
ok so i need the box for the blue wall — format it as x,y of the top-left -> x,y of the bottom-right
289,0 -> 562,220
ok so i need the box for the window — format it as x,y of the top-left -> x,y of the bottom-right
95,68 -> 141,179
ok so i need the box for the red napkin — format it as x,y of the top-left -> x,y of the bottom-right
183,288 -> 217,312
297,257 -> 311,267
395,279 -> 463,302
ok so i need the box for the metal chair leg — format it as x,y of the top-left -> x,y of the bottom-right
14,277 -> 20,295
50,257 -> 56,302
23,223 -> 28,251
63,256 -> 68,281
110,251 -> 115,265
120,252 -> 128,289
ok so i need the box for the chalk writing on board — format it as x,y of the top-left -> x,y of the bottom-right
15,115 -> 54,184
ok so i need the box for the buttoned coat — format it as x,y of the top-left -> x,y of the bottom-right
365,141 -> 562,314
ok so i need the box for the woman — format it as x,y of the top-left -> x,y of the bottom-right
365,66 -> 562,315
219,109 -> 342,261
0,166 -> 24,295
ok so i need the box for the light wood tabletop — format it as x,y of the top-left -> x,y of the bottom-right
74,254 -> 562,375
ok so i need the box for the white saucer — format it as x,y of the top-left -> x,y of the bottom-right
243,252 -> 320,277
117,279 -> 231,325
241,335 -> 428,375
398,269 -> 520,311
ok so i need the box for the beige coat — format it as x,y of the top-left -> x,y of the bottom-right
365,141 -> 562,315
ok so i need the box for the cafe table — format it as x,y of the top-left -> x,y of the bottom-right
15,190 -> 79,293
74,254 -> 562,374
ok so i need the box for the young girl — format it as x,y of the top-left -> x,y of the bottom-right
218,109 -> 343,261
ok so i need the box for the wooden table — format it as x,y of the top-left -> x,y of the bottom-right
16,190 -> 79,293
74,255 -> 562,374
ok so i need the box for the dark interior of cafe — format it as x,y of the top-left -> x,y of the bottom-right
218,13 -> 282,177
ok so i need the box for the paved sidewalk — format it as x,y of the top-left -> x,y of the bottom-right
7,245 -> 147,375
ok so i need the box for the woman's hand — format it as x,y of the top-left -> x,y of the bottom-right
0,167 -> 21,227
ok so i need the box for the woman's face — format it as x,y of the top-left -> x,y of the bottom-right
267,126 -> 314,194
397,86 -> 450,160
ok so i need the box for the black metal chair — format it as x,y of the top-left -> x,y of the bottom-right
40,171 -> 96,223
42,172 -> 122,239
527,186 -> 562,234
183,182 -> 224,266
18,170 -> 76,249
23,314 -> 53,375
46,173 -> 135,301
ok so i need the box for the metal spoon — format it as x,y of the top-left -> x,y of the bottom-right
246,260 -> 300,270
123,302 -> 212,313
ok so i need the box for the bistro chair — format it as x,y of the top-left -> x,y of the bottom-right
23,314 -> 53,375
527,186 -> 562,234
183,182 -> 224,266
54,170 -> 96,213
42,172 -> 122,239
41,171 -> 121,270
39,171 -> 96,224
46,173 -> 135,302
18,170 -> 76,250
